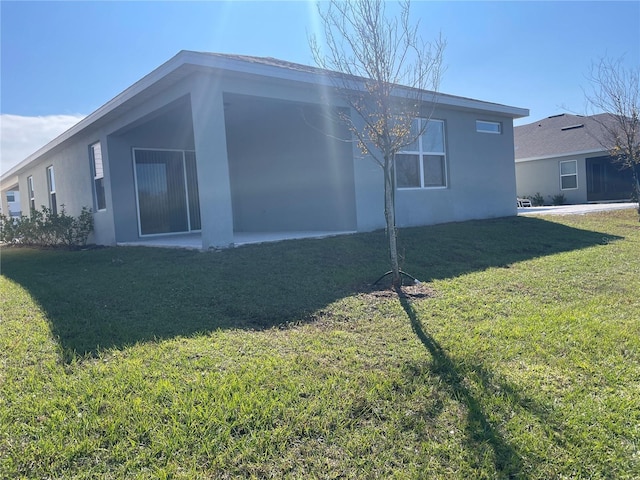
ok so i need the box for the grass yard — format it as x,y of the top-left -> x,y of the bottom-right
1,210 -> 639,479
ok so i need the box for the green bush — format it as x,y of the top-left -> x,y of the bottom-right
551,193 -> 566,206
527,192 -> 545,206
0,205 -> 93,248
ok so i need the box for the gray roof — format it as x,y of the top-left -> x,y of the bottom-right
514,113 -> 614,161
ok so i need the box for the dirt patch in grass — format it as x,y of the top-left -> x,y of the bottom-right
359,282 -> 438,300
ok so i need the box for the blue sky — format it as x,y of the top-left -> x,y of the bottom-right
1,0 -> 639,174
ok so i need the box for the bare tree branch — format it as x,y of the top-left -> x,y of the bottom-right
310,0 -> 446,286
585,56 -> 640,217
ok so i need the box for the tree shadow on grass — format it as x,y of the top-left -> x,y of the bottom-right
397,289 -> 527,479
0,215 -> 621,362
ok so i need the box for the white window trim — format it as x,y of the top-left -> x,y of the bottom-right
396,118 -> 447,190
476,120 -> 502,134
46,165 -> 57,214
47,166 -> 55,195
560,160 -> 578,190
90,142 -> 107,211
27,175 -> 35,211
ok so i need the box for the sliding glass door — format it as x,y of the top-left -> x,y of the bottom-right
133,149 -> 201,236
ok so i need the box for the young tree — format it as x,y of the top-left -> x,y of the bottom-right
585,57 -> 640,218
310,0 -> 445,288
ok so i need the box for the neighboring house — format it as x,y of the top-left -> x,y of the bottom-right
2,190 -> 21,218
514,113 -> 634,204
0,51 -> 528,249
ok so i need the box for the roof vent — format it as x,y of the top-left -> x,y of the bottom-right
548,114 -> 565,118
561,124 -> 584,131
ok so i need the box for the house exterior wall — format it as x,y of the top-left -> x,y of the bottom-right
353,110 -> 518,230
4,80 -> 200,246
4,129 -> 108,244
225,98 -> 356,233
399,110 -> 517,226
2,55 -> 525,248
516,156 -> 589,205
11,132 -> 109,243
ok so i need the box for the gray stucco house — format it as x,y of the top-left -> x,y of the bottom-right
0,51 -> 528,249
515,113 -> 634,204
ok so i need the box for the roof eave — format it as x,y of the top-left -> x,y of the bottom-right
515,148 -> 609,162
0,174 -> 20,193
2,50 -> 529,183
1,51 -> 191,182
186,51 -> 529,117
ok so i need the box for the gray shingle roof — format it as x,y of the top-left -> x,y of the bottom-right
514,113 -> 614,160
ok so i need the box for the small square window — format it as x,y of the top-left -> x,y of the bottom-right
561,176 -> 578,189
560,161 -> 576,176
396,154 -> 421,188
423,155 -> 446,187
422,121 -> 445,152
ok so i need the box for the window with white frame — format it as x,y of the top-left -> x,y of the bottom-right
560,160 -> 578,190
6,192 -> 15,203
396,119 -> 447,188
27,176 -> 35,212
90,142 -> 106,211
476,120 -> 502,134
46,165 -> 57,214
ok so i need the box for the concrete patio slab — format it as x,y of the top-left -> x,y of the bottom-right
117,230 -> 356,250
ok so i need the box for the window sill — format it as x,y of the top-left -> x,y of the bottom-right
397,186 -> 448,191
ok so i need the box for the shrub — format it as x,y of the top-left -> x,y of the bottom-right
551,194 -> 566,206
528,192 -> 545,206
0,205 -> 93,248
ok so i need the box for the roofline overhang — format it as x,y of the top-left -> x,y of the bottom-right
180,51 -> 529,118
515,148 -> 609,163
2,50 -> 529,183
0,175 -> 20,192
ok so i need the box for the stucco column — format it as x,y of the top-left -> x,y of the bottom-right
190,75 -> 234,249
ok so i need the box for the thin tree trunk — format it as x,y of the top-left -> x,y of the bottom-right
384,156 -> 401,287
633,164 -> 640,220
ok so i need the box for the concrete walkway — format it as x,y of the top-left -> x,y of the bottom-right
518,202 -> 637,216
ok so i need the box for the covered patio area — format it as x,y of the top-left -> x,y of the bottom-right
109,88 -> 358,250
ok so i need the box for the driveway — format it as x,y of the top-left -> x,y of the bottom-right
518,202 -> 637,216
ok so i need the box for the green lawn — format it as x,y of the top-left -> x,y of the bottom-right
1,210 -> 639,479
